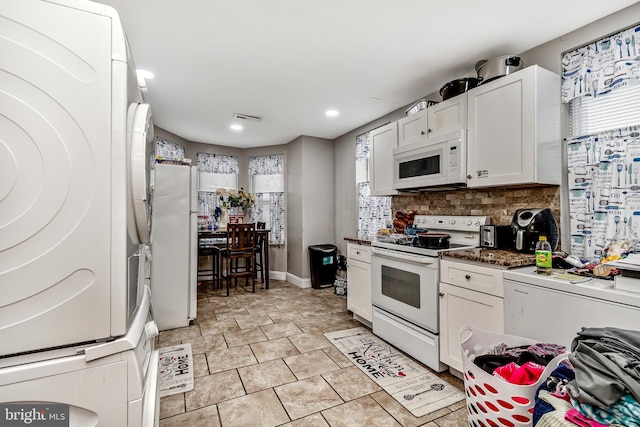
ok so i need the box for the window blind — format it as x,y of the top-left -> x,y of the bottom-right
570,84 -> 640,138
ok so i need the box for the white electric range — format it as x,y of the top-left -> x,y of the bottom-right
370,215 -> 488,372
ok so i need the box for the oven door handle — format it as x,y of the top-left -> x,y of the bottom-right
371,247 -> 436,265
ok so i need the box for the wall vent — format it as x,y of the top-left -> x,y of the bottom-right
233,113 -> 262,122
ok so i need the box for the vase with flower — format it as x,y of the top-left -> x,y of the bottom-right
216,187 -> 255,225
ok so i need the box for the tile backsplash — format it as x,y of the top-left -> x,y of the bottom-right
393,185 -> 561,227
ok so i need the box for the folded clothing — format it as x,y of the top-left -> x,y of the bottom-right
564,408 -> 608,427
571,394 -> 640,427
568,327 -> 640,408
494,361 -> 546,385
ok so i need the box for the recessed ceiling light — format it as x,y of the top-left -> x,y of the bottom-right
230,124 -> 243,131
325,109 -> 339,117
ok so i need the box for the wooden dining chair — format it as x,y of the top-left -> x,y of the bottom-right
221,223 -> 256,296
254,221 -> 266,284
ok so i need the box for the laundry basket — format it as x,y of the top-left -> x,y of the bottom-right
459,325 -> 568,427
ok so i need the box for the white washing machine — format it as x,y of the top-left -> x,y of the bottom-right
0,0 -> 154,356
0,287 -> 159,426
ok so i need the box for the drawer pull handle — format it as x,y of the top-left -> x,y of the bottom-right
439,292 -> 444,297
465,274 -> 471,280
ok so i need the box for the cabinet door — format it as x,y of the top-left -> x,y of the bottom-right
397,110 -> 428,146
467,67 -> 536,187
427,94 -> 468,139
347,257 -> 372,322
439,282 -> 504,373
370,122 -> 398,196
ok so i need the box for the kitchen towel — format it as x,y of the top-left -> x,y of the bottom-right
324,327 -> 464,418
158,343 -> 194,398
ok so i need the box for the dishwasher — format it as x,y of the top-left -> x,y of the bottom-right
503,266 -> 640,348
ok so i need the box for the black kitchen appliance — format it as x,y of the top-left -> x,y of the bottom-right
479,225 -> 514,250
511,208 -> 559,253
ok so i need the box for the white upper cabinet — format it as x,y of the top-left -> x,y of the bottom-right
397,94 -> 468,147
427,94 -> 468,139
466,65 -> 561,188
370,121 -> 398,196
397,110 -> 428,147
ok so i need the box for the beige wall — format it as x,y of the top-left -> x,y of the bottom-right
286,136 -> 335,280
286,137 -> 303,277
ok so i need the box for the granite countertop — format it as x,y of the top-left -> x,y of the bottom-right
343,236 -> 374,245
440,248 -> 536,267
343,236 -> 536,267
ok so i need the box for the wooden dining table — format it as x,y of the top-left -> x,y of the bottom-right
198,228 -> 271,289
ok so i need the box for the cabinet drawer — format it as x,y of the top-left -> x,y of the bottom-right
347,243 -> 371,263
440,259 -> 505,297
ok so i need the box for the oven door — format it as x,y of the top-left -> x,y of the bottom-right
392,130 -> 467,190
371,247 -> 439,332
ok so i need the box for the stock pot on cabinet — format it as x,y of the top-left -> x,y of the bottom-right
475,55 -> 523,84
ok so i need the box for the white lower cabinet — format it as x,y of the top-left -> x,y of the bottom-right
346,243 -> 372,323
439,259 -> 505,373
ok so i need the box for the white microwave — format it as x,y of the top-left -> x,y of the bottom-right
392,130 -> 467,190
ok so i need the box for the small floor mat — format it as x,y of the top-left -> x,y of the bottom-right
324,327 -> 464,417
158,343 -> 194,398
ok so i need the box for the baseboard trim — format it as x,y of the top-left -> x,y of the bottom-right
285,273 -> 312,288
268,271 -> 287,281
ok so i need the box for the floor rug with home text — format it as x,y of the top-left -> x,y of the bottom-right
324,327 -> 464,417
158,343 -> 194,398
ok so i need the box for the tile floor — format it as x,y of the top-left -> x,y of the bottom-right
157,279 -> 468,427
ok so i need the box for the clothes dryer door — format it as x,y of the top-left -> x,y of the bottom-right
128,102 -> 154,244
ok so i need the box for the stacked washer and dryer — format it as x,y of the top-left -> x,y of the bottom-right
0,0 -> 159,425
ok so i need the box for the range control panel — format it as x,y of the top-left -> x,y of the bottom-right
412,215 -> 489,231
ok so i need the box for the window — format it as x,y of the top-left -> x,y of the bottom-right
196,153 -> 239,220
356,130 -> 392,237
564,23 -> 640,260
248,155 -> 285,245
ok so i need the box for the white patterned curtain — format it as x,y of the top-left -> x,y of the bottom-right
196,153 -> 239,223
248,155 -> 285,245
155,137 -> 185,160
356,131 -> 392,237
568,126 -> 640,259
197,153 -> 238,174
565,23 -> 640,261
561,25 -> 640,103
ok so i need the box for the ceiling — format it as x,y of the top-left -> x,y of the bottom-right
98,0 -> 637,149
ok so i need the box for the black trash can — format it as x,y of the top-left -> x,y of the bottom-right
308,244 -> 337,289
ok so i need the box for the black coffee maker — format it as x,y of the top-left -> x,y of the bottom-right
511,208 -> 559,253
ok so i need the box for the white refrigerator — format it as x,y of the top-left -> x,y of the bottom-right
150,163 -> 198,330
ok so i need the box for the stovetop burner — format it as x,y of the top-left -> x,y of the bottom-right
372,239 -> 476,257
371,214 -> 489,257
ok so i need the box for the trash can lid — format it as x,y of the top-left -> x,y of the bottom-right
308,244 -> 337,252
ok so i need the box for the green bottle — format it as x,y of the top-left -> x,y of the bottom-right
535,236 -> 552,275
